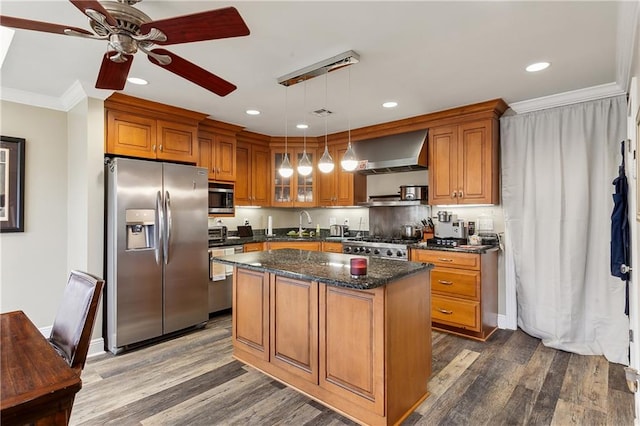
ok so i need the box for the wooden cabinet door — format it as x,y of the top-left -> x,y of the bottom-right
458,120 -> 493,204
106,110 -> 156,159
322,242 -> 343,253
294,149 -> 316,207
267,241 -> 321,251
319,285 -> 385,415
233,268 -> 270,361
270,275 -> 318,383
334,145 -> 357,206
243,242 -> 263,252
157,120 -> 198,163
235,142 -> 251,205
251,145 -> 271,206
429,125 -> 458,205
198,132 -> 215,179
214,133 -> 236,181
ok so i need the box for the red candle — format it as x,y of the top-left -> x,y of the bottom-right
350,257 -> 367,276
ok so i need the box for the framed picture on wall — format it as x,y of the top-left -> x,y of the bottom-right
0,136 -> 25,233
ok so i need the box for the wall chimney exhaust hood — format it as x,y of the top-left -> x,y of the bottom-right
353,129 -> 428,174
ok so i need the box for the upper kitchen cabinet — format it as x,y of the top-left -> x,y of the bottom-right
105,93 -> 207,164
236,132 -> 271,207
427,100 -> 508,205
317,143 -> 367,207
271,140 -> 318,208
198,119 -> 243,182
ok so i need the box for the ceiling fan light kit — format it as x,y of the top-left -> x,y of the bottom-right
0,0 -> 250,95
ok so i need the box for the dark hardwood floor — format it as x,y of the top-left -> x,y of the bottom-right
71,313 -> 635,425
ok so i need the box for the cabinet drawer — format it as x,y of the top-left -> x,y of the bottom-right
432,295 -> 480,331
412,249 -> 480,270
431,268 -> 480,300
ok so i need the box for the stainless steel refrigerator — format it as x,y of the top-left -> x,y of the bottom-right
105,157 -> 208,354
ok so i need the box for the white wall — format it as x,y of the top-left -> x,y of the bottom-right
0,101 -> 70,327
0,99 -> 104,344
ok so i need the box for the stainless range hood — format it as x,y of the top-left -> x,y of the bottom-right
352,129 -> 428,174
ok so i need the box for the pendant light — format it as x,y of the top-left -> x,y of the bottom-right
318,70 -> 335,173
297,78 -> 313,177
278,86 -> 294,178
341,67 -> 358,171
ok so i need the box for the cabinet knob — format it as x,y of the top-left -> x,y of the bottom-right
451,192 -> 457,198
152,144 -> 156,152
458,190 -> 463,198
159,144 -> 163,151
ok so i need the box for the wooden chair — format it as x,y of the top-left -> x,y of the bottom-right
49,270 -> 105,374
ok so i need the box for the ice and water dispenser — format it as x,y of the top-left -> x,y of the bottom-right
125,209 -> 156,250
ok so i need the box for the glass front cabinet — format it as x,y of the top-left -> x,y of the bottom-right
272,148 -> 317,207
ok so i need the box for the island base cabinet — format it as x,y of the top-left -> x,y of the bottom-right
232,268 -> 270,360
232,267 -> 431,426
320,286 -> 385,416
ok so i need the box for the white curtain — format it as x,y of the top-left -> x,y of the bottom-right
501,96 -> 629,364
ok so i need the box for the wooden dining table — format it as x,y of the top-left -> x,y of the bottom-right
1,310 -> 82,426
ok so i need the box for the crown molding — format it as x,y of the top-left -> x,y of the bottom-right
0,80 -> 111,111
616,0 -> 639,93
508,82 -> 626,114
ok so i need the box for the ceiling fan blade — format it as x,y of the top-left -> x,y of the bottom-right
148,48 -> 236,96
95,52 -> 133,90
140,7 -> 249,45
69,0 -> 118,27
0,15 -> 93,36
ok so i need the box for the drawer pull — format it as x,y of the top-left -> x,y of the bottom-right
437,308 -> 454,315
438,280 -> 453,285
438,258 -> 454,262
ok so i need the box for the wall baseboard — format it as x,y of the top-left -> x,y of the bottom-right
39,325 -> 106,358
498,314 -> 516,330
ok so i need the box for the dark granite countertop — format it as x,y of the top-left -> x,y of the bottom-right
213,249 -> 432,290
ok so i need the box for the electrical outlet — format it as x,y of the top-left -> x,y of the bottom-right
344,218 -> 349,226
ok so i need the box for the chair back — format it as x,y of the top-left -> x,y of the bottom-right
49,270 -> 104,373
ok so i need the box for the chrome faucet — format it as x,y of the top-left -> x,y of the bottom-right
299,210 -> 312,236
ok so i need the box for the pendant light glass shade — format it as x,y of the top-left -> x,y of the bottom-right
319,70 -> 335,174
279,153 -> 294,177
341,141 -> 358,171
297,151 -> 313,176
318,146 -> 335,173
341,67 -> 358,171
279,85 -> 294,178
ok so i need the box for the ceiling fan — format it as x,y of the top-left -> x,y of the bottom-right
0,0 -> 250,96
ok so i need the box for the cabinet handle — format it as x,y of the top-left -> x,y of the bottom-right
451,192 -> 457,198
437,308 -> 454,315
159,144 -> 163,151
458,190 -> 463,198
438,258 -> 454,262
438,280 -> 454,285
152,144 -> 156,152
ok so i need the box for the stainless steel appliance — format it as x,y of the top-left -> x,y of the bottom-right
330,224 -> 349,237
399,185 -> 427,201
105,157 -> 209,354
208,244 -> 243,313
434,212 -> 466,239
343,237 -> 417,261
208,182 -> 234,214
208,225 -> 227,242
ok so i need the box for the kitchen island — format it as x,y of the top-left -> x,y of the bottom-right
214,249 -> 433,426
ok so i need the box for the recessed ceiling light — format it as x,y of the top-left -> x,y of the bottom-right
296,123 -> 309,129
382,101 -> 398,108
246,109 -> 260,115
526,62 -> 550,72
127,77 -> 148,85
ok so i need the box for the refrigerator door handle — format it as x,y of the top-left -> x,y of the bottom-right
164,190 -> 172,265
155,190 -> 163,265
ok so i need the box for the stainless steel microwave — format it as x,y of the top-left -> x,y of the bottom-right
208,183 -> 234,214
